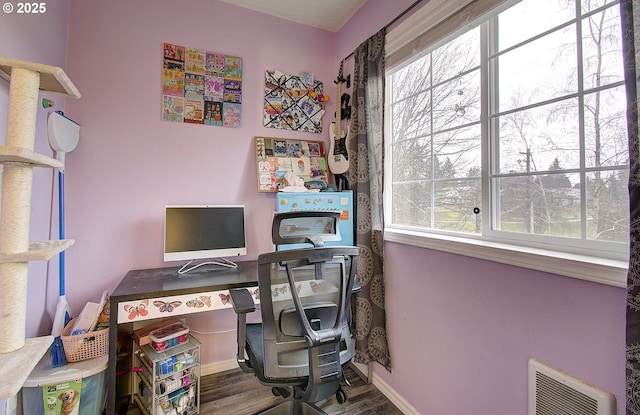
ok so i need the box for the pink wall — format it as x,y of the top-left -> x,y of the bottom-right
379,243 -> 625,414
0,1 -> 72,337
337,1 -> 626,414
1,0 -> 626,413
63,0 -> 336,364
335,0 -> 416,60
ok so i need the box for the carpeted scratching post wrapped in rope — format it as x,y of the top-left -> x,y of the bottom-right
0,66 -> 39,353
0,57 -> 80,399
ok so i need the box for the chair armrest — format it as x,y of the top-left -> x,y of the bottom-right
229,288 -> 256,374
230,288 -> 255,314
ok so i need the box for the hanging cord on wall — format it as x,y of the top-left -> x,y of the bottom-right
343,0 -> 426,62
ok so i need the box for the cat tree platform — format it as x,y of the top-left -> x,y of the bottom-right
0,57 -> 81,97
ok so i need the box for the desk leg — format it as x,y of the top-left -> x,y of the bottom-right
106,298 -> 118,415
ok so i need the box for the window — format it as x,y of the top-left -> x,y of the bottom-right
385,0 -> 628,284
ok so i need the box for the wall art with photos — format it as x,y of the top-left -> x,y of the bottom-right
263,69 -> 326,134
162,42 -> 242,128
255,136 -> 329,192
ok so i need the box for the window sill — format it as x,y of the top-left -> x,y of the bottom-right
384,228 -> 628,288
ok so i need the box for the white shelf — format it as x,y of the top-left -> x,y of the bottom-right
0,146 -> 62,168
0,336 -> 53,399
0,240 -> 74,263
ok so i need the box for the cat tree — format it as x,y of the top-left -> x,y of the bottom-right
0,57 -> 80,399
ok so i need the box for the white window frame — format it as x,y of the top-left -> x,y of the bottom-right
383,0 -> 628,287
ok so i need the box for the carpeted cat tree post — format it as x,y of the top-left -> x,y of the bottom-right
0,57 -> 79,399
0,65 -> 40,353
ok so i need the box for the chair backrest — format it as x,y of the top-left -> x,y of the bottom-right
271,210 -> 343,248
257,212 -> 358,385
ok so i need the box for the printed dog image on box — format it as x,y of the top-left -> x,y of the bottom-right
58,389 -> 80,415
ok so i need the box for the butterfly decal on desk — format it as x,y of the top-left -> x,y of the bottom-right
272,284 -> 302,297
219,293 -> 231,305
311,281 -> 325,293
124,299 -> 149,320
186,296 -> 212,309
218,289 -> 260,304
153,300 -> 182,313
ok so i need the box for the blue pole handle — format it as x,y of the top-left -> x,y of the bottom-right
58,170 -> 65,296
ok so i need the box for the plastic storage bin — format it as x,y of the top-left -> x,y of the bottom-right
148,321 -> 189,352
21,350 -> 108,415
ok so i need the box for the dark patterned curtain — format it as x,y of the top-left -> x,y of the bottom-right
348,29 -> 392,371
624,0 -> 640,413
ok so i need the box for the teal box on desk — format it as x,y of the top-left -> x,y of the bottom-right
276,191 -> 353,250
21,350 -> 108,415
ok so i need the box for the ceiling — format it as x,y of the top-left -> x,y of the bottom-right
219,0 -> 369,32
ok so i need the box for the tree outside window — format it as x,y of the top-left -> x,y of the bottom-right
387,0 -> 628,256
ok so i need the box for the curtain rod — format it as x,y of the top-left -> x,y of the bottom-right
342,0 -> 425,62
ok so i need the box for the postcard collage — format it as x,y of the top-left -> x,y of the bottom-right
162,43 -> 242,127
264,69 -> 325,134
255,137 -> 329,192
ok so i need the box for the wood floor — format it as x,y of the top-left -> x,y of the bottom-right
126,364 -> 404,415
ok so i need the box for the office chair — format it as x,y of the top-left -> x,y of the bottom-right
230,211 -> 359,415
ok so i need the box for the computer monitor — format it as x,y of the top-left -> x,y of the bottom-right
164,205 -> 246,273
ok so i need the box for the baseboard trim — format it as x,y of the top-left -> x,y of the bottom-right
202,359 -> 419,414
201,358 -> 239,376
371,372 -> 421,415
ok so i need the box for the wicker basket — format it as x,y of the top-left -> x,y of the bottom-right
60,318 -> 109,362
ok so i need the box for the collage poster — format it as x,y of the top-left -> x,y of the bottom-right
162,43 -> 242,128
263,69 -> 325,134
255,137 -> 329,192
